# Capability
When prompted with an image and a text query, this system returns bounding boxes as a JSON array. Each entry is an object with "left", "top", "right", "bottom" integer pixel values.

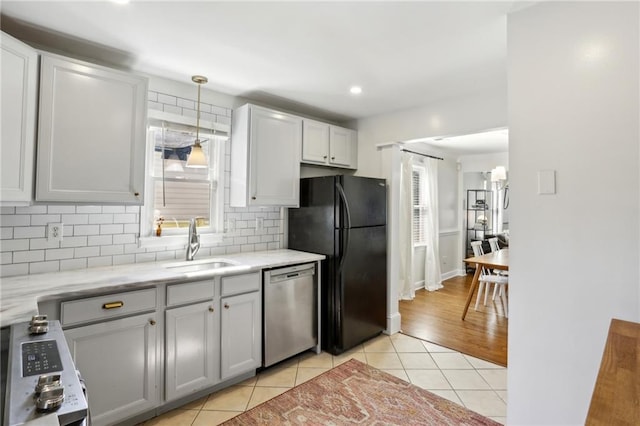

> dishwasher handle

[{"left": 268, "top": 264, "right": 315, "bottom": 284}]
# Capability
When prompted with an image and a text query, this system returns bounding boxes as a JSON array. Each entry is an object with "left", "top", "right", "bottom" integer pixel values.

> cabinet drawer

[
  {"left": 167, "top": 280, "right": 215, "bottom": 307},
  {"left": 61, "top": 288, "right": 157, "bottom": 327},
  {"left": 221, "top": 272, "right": 260, "bottom": 296}
]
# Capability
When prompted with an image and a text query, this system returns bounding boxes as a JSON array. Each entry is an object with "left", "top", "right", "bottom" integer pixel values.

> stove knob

[
  {"left": 29, "top": 315, "right": 49, "bottom": 335},
  {"left": 35, "top": 374, "right": 62, "bottom": 394},
  {"left": 35, "top": 385, "right": 64, "bottom": 411}
]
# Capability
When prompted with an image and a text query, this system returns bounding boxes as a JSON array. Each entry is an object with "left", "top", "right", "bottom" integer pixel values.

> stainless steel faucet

[{"left": 186, "top": 218, "right": 200, "bottom": 261}]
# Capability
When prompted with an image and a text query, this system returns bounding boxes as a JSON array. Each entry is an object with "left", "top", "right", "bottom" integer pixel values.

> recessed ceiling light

[
  {"left": 349, "top": 86, "right": 362, "bottom": 95},
  {"left": 111, "top": 0, "right": 130, "bottom": 4}
]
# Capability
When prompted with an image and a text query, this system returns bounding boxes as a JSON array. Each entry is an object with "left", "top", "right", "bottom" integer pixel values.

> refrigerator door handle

[
  {"left": 335, "top": 182, "right": 352, "bottom": 229},
  {"left": 337, "top": 228, "right": 350, "bottom": 275}
]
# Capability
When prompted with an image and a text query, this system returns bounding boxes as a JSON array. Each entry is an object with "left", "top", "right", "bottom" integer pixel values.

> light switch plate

[{"left": 538, "top": 170, "right": 556, "bottom": 195}]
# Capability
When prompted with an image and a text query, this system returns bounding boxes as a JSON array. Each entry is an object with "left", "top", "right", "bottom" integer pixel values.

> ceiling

[{"left": 1, "top": 1, "right": 520, "bottom": 153}]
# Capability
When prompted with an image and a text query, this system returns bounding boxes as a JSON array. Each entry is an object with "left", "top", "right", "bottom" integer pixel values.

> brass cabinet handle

[
  {"left": 331, "top": 157, "right": 335, "bottom": 160},
  {"left": 323, "top": 155, "right": 327, "bottom": 159},
  {"left": 224, "top": 303, "right": 230, "bottom": 309},
  {"left": 102, "top": 301, "right": 124, "bottom": 310},
  {"left": 209, "top": 306, "right": 214, "bottom": 312},
  {"left": 251, "top": 196, "right": 256, "bottom": 200},
  {"left": 149, "top": 319, "right": 156, "bottom": 326},
  {"left": 134, "top": 192, "right": 140, "bottom": 197}
]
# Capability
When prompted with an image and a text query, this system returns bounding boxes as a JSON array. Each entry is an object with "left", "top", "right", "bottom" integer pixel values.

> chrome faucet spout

[{"left": 186, "top": 218, "right": 200, "bottom": 261}]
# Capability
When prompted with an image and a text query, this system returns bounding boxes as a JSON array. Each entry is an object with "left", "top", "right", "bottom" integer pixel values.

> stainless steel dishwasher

[{"left": 263, "top": 263, "right": 317, "bottom": 367}]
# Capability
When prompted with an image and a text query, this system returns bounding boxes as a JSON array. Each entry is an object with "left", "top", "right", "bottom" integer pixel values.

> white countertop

[{"left": 0, "top": 249, "right": 324, "bottom": 328}]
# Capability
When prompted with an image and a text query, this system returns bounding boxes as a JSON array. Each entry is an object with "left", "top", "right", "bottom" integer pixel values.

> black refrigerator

[{"left": 288, "top": 175, "right": 387, "bottom": 355}]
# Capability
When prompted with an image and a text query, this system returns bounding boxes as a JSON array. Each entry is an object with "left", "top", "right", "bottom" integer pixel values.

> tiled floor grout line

[{"left": 145, "top": 334, "right": 507, "bottom": 425}]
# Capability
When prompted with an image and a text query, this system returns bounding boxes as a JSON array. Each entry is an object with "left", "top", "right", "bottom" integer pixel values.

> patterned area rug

[{"left": 222, "top": 359, "right": 500, "bottom": 425}]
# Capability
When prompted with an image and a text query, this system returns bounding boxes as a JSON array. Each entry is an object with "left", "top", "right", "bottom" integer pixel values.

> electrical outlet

[
  {"left": 47, "top": 223, "right": 63, "bottom": 243},
  {"left": 255, "top": 217, "right": 264, "bottom": 231}
]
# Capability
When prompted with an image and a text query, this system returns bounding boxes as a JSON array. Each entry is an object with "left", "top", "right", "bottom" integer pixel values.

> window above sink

[{"left": 140, "top": 110, "right": 230, "bottom": 248}]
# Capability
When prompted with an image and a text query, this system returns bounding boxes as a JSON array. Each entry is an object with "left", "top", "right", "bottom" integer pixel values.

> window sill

[{"left": 139, "top": 233, "right": 224, "bottom": 249}]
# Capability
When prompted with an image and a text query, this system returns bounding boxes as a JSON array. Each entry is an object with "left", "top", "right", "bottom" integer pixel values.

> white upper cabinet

[
  {"left": 36, "top": 53, "right": 148, "bottom": 204},
  {"left": 1, "top": 32, "right": 38, "bottom": 205},
  {"left": 301, "top": 119, "right": 357, "bottom": 169},
  {"left": 230, "top": 104, "right": 301, "bottom": 207}
]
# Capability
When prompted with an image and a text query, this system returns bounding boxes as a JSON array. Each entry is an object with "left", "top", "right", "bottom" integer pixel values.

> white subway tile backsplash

[
  {"left": 16, "top": 205, "right": 47, "bottom": 214},
  {"left": 124, "top": 243, "right": 144, "bottom": 254},
  {"left": 1, "top": 239, "right": 29, "bottom": 252},
  {"left": 148, "top": 101, "right": 163, "bottom": 111},
  {"left": 157, "top": 93, "right": 177, "bottom": 105},
  {"left": 254, "top": 243, "right": 267, "bottom": 251},
  {"left": 74, "top": 246, "right": 100, "bottom": 258},
  {"left": 100, "top": 224, "right": 124, "bottom": 235},
  {"left": 30, "top": 238, "right": 61, "bottom": 250},
  {"left": 135, "top": 253, "right": 156, "bottom": 263},
  {"left": 212, "top": 106, "right": 230, "bottom": 117},
  {"left": 102, "top": 206, "right": 126, "bottom": 213},
  {"left": 0, "top": 215, "right": 30, "bottom": 226},
  {"left": 0, "top": 228, "right": 13, "bottom": 239},
  {"left": 113, "top": 234, "right": 136, "bottom": 245},
  {"left": 216, "top": 116, "right": 231, "bottom": 126},
  {"left": 241, "top": 245, "right": 255, "bottom": 252},
  {"left": 88, "top": 214, "right": 114, "bottom": 224},
  {"left": 46, "top": 248, "right": 74, "bottom": 261},
  {"left": 88, "top": 256, "right": 112, "bottom": 268},
  {"left": 48, "top": 206, "right": 76, "bottom": 214},
  {"left": 13, "top": 250, "right": 45, "bottom": 263},
  {"left": 148, "top": 91, "right": 158, "bottom": 102},
  {"left": 177, "top": 98, "right": 195, "bottom": 109},
  {"left": 30, "top": 214, "right": 62, "bottom": 226},
  {"left": 60, "top": 258, "right": 87, "bottom": 271},
  {"left": 14, "top": 227, "right": 46, "bottom": 239},
  {"left": 76, "top": 206, "right": 102, "bottom": 214},
  {"left": 164, "top": 105, "right": 181, "bottom": 115},
  {"left": 126, "top": 206, "right": 140, "bottom": 214},
  {"left": 101, "top": 245, "right": 124, "bottom": 256},
  {"left": 74, "top": 225, "right": 100, "bottom": 236},
  {"left": 60, "top": 236, "right": 88, "bottom": 248},
  {"left": 88, "top": 235, "right": 112, "bottom": 246},
  {"left": 2, "top": 263, "right": 28, "bottom": 276},
  {"left": 61, "top": 214, "right": 89, "bottom": 225},
  {"left": 30, "top": 261, "right": 60, "bottom": 274},
  {"left": 1, "top": 252, "right": 12, "bottom": 264},
  {"left": 0, "top": 207, "right": 16, "bottom": 214},
  {"left": 113, "top": 254, "right": 136, "bottom": 265},
  {"left": 124, "top": 224, "right": 140, "bottom": 234},
  {"left": 113, "top": 214, "right": 137, "bottom": 224}
]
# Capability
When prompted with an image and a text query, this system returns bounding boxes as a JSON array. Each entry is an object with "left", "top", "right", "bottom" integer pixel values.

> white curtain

[
  {"left": 423, "top": 157, "right": 443, "bottom": 291},
  {"left": 399, "top": 153, "right": 415, "bottom": 300}
]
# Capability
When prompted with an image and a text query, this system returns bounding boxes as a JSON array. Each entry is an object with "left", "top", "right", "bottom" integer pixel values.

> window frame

[
  {"left": 139, "top": 110, "right": 228, "bottom": 248},
  {"left": 412, "top": 164, "right": 428, "bottom": 247}
]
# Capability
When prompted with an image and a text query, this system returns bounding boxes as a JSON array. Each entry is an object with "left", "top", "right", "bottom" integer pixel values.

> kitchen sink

[{"left": 163, "top": 258, "right": 240, "bottom": 274}]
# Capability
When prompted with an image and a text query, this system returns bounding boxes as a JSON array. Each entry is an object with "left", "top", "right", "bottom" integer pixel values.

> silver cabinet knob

[
  {"left": 224, "top": 303, "right": 230, "bottom": 309},
  {"left": 209, "top": 306, "right": 214, "bottom": 312},
  {"left": 149, "top": 319, "right": 156, "bottom": 326}
]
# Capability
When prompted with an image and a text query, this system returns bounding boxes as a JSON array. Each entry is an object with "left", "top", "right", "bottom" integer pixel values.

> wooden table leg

[{"left": 462, "top": 265, "right": 481, "bottom": 320}]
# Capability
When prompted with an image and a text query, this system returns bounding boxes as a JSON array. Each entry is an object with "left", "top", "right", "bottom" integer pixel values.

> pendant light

[{"left": 186, "top": 75, "right": 208, "bottom": 168}]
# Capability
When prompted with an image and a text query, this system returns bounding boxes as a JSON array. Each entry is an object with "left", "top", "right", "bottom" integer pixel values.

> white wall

[
  {"left": 508, "top": 2, "right": 639, "bottom": 424},
  {"left": 355, "top": 89, "right": 507, "bottom": 178}
]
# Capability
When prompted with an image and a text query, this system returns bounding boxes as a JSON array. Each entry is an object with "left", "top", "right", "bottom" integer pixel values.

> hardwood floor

[{"left": 399, "top": 274, "right": 508, "bottom": 367}]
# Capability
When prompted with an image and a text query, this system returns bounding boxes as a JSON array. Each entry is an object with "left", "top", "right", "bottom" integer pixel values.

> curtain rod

[{"left": 401, "top": 148, "right": 444, "bottom": 161}]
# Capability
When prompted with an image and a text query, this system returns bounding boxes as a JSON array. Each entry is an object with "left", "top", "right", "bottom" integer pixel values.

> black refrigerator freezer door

[
  {"left": 288, "top": 176, "right": 335, "bottom": 255},
  {"left": 337, "top": 175, "right": 387, "bottom": 228},
  {"left": 333, "top": 225, "right": 387, "bottom": 353}
]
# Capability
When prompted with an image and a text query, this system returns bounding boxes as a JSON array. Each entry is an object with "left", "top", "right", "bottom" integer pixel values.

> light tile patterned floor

[{"left": 142, "top": 334, "right": 507, "bottom": 425}]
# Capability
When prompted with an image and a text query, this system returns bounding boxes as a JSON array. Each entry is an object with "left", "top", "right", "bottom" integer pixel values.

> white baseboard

[
  {"left": 442, "top": 269, "right": 466, "bottom": 280},
  {"left": 385, "top": 312, "right": 401, "bottom": 335}
]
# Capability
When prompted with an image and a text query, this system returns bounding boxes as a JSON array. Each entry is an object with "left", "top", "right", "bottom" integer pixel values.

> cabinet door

[
  {"left": 36, "top": 54, "right": 147, "bottom": 204},
  {"left": 220, "top": 291, "right": 261, "bottom": 380},
  {"left": 329, "top": 126, "right": 357, "bottom": 169},
  {"left": 165, "top": 301, "right": 218, "bottom": 401},
  {"left": 64, "top": 314, "right": 157, "bottom": 426},
  {"left": 301, "top": 119, "right": 329, "bottom": 165},
  {"left": 1, "top": 32, "right": 37, "bottom": 204},
  {"left": 248, "top": 105, "right": 301, "bottom": 206}
]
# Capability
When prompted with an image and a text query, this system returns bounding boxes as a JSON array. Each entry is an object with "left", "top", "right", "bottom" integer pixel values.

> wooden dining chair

[{"left": 470, "top": 240, "right": 509, "bottom": 317}]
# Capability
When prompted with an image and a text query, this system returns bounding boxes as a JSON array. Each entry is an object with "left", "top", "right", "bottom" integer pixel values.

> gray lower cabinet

[
  {"left": 165, "top": 301, "right": 219, "bottom": 401},
  {"left": 220, "top": 291, "right": 261, "bottom": 380},
  {"left": 64, "top": 313, "right": 158, "bottom": 426}
]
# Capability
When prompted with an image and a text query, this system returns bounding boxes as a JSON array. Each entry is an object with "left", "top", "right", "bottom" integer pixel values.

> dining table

[{"left": 462, "top": 248, "right": 509, "bottom": 320}]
